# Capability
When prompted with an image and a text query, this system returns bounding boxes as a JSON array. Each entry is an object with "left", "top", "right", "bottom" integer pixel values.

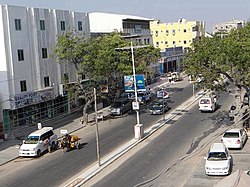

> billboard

[{"left": 124, "top": 74, "right": 146, "bottom": 92}]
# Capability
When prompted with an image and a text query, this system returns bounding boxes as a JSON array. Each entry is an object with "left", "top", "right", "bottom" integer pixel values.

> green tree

[
  {"left": 183, "top": 23, "right": 250, "bottom": 93},
  {"left": 53, "top": 32, "right": 160, "bottom": 123}
]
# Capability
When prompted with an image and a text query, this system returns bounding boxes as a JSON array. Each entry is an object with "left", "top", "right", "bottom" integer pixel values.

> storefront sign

[{"left": 10, "top": 87, "right": 54, "bottom": 109}]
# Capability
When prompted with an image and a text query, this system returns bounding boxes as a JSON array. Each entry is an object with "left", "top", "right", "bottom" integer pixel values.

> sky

[{"left": 0, "top": 0, "right": 250, "bottom": 32}]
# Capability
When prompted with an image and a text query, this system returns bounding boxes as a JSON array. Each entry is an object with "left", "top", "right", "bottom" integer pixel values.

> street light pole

[
  {"left": 94, "top": 88, "right": 101, "bottom": 166},
  {"left": 193, "top": 82, "right": 195, "bottom": 98},
  {"left": 131, "top": 41, "right": 140, "bottom": 125}
]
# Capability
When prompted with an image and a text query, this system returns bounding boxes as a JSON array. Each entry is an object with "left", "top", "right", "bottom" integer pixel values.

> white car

[
  {"left": 221, "top": 128, "right": 248, "bottom": 149},
  {"left": 19, "top": 127, "right": 57, "bottom": 157},
  {"left": 204, "top": 143, "right": 232, "bottom": 176}
]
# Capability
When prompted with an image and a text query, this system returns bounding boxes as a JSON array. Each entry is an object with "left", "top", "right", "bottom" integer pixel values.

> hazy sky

[{"left": 0, "top": 0, "right": 249, "bottom": 32}]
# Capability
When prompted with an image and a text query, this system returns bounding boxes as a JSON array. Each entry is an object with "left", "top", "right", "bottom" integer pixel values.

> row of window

[
  {"left": 154, "top": 26, "right": 198, "bottom": 36},
  {"left": 20, "top": 77, "right": 50, "bottom": 92},
  {"left": 155, "top": 40, "right": 191, "bottom": 46},
  {"left": 17, "top": 48, "right": 47, "bottom": 61},
  {"left": 154, "top": 28, "right": 187, "bottom": 36},
  {"left": 15, "top": 19, "right": 84, "bottom": 31},
  {"left": 134, "top": 38, "right": 150, "bottom": 44}
]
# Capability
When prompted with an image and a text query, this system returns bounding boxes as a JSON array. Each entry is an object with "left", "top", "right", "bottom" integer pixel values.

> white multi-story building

[
  {"left": 89, "top": 12, "right": 153, "bottom": 45},
  {"left": 0, "top": 5, "right": 90, "bottom": 139},
  {"left": 212, "top": 18, "right": 245, "bottom": 36}
]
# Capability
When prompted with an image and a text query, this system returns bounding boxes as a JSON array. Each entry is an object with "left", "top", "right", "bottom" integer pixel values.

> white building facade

[
  {"left": 212, "top": 18, "right": 245, "bottom": 36},
  {"left": 89, "top": 12, "right": 153, "bottom": 45},
  {"left": 0, "top": 5, "right": 90, "bottom": 139}
]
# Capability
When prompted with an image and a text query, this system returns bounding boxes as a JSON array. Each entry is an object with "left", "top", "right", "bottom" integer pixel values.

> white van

[
  {"left": 199, "top": 95, "right": 217, "bottom": 112},
  {"left": 19, "top": 127, "right": 57, "bottom": 157}
]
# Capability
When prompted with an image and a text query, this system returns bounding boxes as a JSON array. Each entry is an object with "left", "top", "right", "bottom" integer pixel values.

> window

[
  {"left": 135, "top": 25, "right": 142, "bottom": 33},
  {"left": 40, "top": 20, "right": 45, "bottom": 30},
  {"left": 78, "top": 21, "right": 82, "bottom": 31},
  {"left": 172, "top": 30, "right": 175, "bottom": 35},
  {"left": 184, "top": 29, "right": 187, "bottom": 33},
  {"left": 20, "top": 80, "right": 27, "bottom": 92},
  {"left": 165, "top": 41, "right": 168, "bottom": 45},
  {"left": 166, "top": 30, "right": 169, "bottom": 35},
  {"left": 44, "top": 76, "right": 50, "bottom": 87},
  {"left": 156, "top": 42, "right": 159, "bottom": 47},
  {"left": 60, "top": 21, "right": 65, "bottom": 30},
  {"left": 15, "top": 19, "right": 21, "bottom": 30},
  {"left": 156, "top": 31, "right": 158, "bottom": 36},
  {"left": 173, "top": 41, "right": 176, "bottom": 45},
  {"left": 17, "top": 49, "right": 24, "bottom": 61},
  {"left": 192, "top": 26, "right": 198, "bottom": 32},
  {"left": 184, "top": 40, "right": 187, "bottom": 44},
  {"left": 42, "top": 48, "right": 48, "bottom": 59}
]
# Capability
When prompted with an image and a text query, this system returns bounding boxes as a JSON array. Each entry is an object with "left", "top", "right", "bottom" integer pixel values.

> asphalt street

[
  {"left": 0, "top": 79, "right": 193, "bottom": 187},
  {"left": 84, "top": 91, "right": 236, "bottom": 187}
]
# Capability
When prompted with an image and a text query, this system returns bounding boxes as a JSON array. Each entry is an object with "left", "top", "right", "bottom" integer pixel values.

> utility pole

[
  {"left": 131, "top": 41, "right": 140, "bottom": 125},
  {"left": 94, "top": 88, "right": 101, "bottom": 166}
]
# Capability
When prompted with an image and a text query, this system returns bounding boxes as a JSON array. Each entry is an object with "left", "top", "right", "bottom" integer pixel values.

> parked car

[
  {"left": 171, "top": 72, "right": 183, "bottom": 81},
  {"left": 109, "top": 98, "right": 132, "bottom": 116},
  {"left": 148, "top": 99, "right": 170, "bottom": 115},
  {"left": 121, "top": 92, "right": 135, "bottom": 100},
  {"left": 204, "top": 143, "right": 232, "bottom": 176},
  {"left": 221, "top": 128, "right": 247, "bottom": 149},
  {"left": 19, "top": 127, "right": 57, "bottom": 157},
  {"left": 137, "top": 91, "right": 151, "bottom": 104}
]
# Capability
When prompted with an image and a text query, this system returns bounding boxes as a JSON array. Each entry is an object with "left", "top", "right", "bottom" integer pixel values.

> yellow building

[{"left": 150, "top": 18, "right": 205, "bottom": 51}]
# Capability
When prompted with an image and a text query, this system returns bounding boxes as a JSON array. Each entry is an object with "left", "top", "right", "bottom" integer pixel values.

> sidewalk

[{"left": 0, "top": 106, "right": 111, "bottom": 166}]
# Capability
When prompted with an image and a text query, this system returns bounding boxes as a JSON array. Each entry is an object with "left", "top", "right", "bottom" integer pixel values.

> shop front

[{"left": 2, "top": 87, "right": 68, "bottom": 139}]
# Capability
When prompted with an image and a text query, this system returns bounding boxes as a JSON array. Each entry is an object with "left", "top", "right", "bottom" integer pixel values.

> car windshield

[
  {"left": 150, "top": 102, "right": 163, "bottom": 108},
  {"left": 111, "top": 102, "right": 122, "bottom": 108},
  {"left": 223, "top": 132, "right": 239, "bottom": 138},
  {"left": 208, "top": 152, "right": 227, "bottom": 160},
  {"left": 25, "top": 136, "right": 39, "bottom": 144}
]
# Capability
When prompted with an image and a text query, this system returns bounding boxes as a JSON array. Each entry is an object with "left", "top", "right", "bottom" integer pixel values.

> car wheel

[{"left": 36, "top": 150, "right": 41, "bottom": 157}]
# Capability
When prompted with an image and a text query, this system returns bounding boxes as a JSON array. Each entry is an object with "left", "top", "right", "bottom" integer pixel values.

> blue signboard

[{"left": 124, "top": 75, "right": 146, "bottom": 92}]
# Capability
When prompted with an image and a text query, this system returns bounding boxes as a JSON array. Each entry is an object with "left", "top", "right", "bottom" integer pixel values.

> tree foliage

[
  {"left": 183, "top": 23, "right": 250, "bottom": 92},
  {"left": 53, "top": 32, "right": 160, "bottom": 120}
]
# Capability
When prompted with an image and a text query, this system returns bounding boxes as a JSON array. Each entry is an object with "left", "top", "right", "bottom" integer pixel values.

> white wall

[{"left": 0, "top": 5, "right": 90, "bottom": 114}]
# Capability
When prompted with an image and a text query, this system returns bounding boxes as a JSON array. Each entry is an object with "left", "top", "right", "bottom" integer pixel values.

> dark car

[
  {"left": 148, "top": 99, "right": 170, "bottom": 115},
  {"left": 109, "top": 99, "right": 132, "bottom": 116}
]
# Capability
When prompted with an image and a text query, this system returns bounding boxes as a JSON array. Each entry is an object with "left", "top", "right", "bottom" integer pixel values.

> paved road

[
  {"left": 84, "top": 91, "right": 236, "bottom": 187},
  {"left": 0, "top": 79, "right": 193, "bottom": 187}
]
